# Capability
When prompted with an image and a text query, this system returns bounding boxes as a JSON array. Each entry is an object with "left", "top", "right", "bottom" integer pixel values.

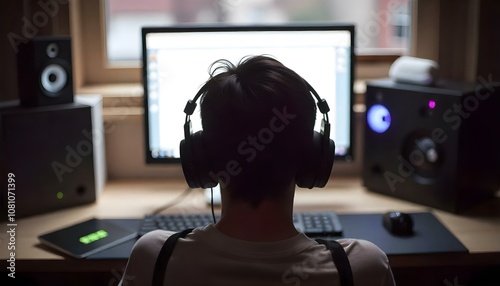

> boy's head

[{"left": 185, "top": 55, "right": 329, "bottom": 206}]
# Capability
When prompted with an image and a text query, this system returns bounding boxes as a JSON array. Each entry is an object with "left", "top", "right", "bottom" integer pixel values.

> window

[
  {"left": 72, "top": 0, "right": 424, "bottom": 94},
  {"left": 105, "top": 0, "right": 412, "bottom": 64}
]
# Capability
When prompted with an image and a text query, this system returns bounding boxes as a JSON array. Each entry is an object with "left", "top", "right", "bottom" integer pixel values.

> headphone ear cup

[
  {"left": 296, "top": 131, "right": 335, "bottom": 188},
  {"left": 180, "top": 131, "right": 217, "bottom": 188},
  {"left": 180, "top": 136, "right": 198, "bottom": 188},
  {"left": 317, "top": 136, "right": 335, "bottom": 187}
]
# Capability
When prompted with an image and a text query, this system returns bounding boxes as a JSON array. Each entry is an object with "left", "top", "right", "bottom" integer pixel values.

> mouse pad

[
  {"left": 38, "top": 218, "right": 137, "bottom": 258},
  {"left": 336, "top": 212, "right": 468, "bottom": 255}
]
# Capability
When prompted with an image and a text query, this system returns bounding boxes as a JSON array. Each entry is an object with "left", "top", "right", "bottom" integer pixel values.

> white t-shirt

[{"left": 120, "top": 225, "right": 396, "bottom": 286}]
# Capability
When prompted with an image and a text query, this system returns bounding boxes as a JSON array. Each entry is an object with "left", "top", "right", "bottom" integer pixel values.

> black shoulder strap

[
  {"left": 152, "top": 228, "right": 193, "bottom": 286},
  {"left": 151, "top": 231, "right": 352, "bottom": 286},
  {"left": 315, "top": 238, "right": 354, "bottom": 286}
]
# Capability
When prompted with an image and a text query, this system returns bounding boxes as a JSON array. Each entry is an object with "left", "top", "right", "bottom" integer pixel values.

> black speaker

[
  {"left": 362, "top": 78, "right": 500, "bottom": 213},
  {"left": 17, "top": 36, "right": 74, "bottom": 107},
  {"left": 0, "top": 101, "right": 96, "bottom": 218}
]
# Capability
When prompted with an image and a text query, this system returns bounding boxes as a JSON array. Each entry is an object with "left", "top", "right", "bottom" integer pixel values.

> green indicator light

[
  {"left": 56, "top": 192, "right": 64, "bottom": 199},
  {"left": 79, "top": 230, "right": 108, "bottom": 245}
]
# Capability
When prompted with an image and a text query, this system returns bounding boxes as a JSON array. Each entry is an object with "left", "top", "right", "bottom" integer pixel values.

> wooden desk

[{"left": 1, "top": 177, "right": 499, "bottom": 285}]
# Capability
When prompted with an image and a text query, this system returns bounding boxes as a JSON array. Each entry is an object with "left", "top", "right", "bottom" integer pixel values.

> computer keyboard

[{"left": 138, "top": 211, "right": 343, "bottom": 237}]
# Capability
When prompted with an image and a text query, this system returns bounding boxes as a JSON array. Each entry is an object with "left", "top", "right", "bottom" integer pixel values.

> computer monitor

[{"left": 142, "top": 23, "right": 355, "bottom": 166}]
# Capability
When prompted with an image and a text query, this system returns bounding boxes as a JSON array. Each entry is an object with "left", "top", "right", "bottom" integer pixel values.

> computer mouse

[{"left": 382, "top": 211, "right": 414, "bottom": 236}]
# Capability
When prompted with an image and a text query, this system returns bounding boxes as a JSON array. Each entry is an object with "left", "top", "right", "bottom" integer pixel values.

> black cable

[
  {"left": 150, "top": 187, "right": 193, "bottom": 215},
  {"left": 210, "top": 187, "right": 217, "bottom": 224}
]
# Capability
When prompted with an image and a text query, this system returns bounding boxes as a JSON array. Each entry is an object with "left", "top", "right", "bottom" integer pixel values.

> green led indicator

[
  {"left": 56, "top": 192, "right": 64, "bottom": 199},
  {"left": 79, "top": 230, "right": 108, "bottom": 245}
]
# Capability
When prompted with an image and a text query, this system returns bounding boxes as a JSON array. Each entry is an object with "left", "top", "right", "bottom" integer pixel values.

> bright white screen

[{"left": 144, "top": 27, "right": 353, "bottom": 161}]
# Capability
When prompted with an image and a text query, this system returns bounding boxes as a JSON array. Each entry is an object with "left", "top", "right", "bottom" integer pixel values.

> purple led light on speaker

[
  {"left": 428, "top": 100, "right": 436, "bottom": 109},
  {"left": 367, "top": 104, "right": 391, "bottom": 133}
]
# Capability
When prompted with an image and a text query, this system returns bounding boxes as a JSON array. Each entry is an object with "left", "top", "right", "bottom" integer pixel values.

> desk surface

[
  {"left": 1, "top": 177, "right": 499, "bottom": 262},
  {"left": 1, "top": 177, "right": 499, "bottom": 285}
]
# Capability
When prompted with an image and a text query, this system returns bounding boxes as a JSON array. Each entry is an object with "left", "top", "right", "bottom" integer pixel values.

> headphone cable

[{"left": 210, "top": 187, "right": 217, "bottom": 224}]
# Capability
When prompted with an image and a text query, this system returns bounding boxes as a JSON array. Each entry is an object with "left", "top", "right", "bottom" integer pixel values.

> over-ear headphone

[{"left": 180, "top": 79, "right": 335, "bottom": 189}]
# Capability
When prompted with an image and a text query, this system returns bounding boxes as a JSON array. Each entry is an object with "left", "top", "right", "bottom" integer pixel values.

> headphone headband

[{"left": 184, "top": 78, "right": 331, "bottom": 122}]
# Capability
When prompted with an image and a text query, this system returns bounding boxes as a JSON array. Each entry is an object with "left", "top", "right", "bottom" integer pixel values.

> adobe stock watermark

[
  {"left": 163, "top": 187, "right": 210, "bottom": 215},
  {"left": 51, "top": 121, "right": 115, "bottom": 183},
  {"left": 208, "top": 105, "right": 297, "bottom": 187},
  {"left": 51, "top": 90, "right": 142, "bottom": 183},
  {"left": 281, "top": 249, "right": 329, "bottom": 285},
  {"left": 384, "top": 74, "right": 497, "bottom": 192},
  {"left": 107, "top": 89, "right": 144, "bottom": 121},
  {"left": 357, "top": 0, "right": 407, "bottom": 48},
  {"left": 212, "top": 0, "right": 243, "bottom": 18},
  {"left": 7, "top": 0, "right": 69, "bottom": 53},
  {"left": 6, "top": 173, "right": 17, "bottom": 279}
]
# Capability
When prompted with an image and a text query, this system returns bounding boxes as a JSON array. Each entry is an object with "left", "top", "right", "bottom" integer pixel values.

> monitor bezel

[{"left": 142, "top": 23, "right": 356, "bottom": 164}]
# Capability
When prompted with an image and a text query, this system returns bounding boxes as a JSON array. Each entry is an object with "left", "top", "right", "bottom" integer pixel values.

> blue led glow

[{"left": 367, "top": 104, "right": 391, "bottom": 133}]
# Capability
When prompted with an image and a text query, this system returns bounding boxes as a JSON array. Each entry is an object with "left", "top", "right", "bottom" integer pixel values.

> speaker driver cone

[
  {"left": 402, "top": 132, "right": 444, "bottom": 181},
  {"left": 46, "top": 43, "right": 59, "bottom": 58},
  {"left": 41, "top": 64, "right": 67, "bottom": 95}
]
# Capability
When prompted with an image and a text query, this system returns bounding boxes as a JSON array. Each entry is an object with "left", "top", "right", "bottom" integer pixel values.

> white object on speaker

[
  {"left": 389, "top": 56, "right": 439, "bottom": 86},
  {"left": 75, "top": 95, "right": 107, "bottom": 197}
]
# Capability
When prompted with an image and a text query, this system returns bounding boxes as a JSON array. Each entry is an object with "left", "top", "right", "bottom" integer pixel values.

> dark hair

[{"left": 200, "top": 55, "right": 316, "bottom": 207}]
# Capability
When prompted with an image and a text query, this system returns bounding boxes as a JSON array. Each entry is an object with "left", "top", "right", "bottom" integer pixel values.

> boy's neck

[{"left": 215, "top": 190, "right": 298, "bottom": 242}]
